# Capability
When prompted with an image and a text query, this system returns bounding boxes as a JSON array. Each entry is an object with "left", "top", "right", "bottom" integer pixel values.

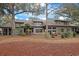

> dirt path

[
  {"left": 0, "top": 35, "right": 79, "bottom": 56},
  {"left": 0, "top": 41, "right": 79, "bottom": 56}
]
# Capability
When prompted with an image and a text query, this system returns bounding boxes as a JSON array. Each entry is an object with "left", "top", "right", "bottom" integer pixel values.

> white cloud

[
  {"left": 15, "top": 16, "right": 18, "bottom": 19},
  {"left": 25, "top": 18, "right": 29, "bottom": 20},
  {"left": 59, "top": 16, "right": 64, "bottom": 20},
  {"left": 42, "top": 18, "right": 46, "bottom": 20}
]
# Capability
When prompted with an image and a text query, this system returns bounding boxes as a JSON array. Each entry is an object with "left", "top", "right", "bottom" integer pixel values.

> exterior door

[
  {"left": 3, "top": 28, "right": 7, "bottom": 35},
  {"left": 3, "top": 28, "right": 12, "bottom": 35}
]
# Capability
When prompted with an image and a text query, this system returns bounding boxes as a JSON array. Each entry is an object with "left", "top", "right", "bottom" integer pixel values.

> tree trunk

[
  {"left": 45, "top": 3, "right": 48, "bottom": 37},
  {"left": 11, "top": 14, "right": 15, "bottom": 35},
  {"left": 11, "top": 4, "right": 16, "bottom": 35}
]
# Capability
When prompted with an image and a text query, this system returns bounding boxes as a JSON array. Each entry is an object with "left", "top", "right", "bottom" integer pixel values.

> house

[
  {"left": 0, "top": 22, "right": 12, "bottom": 35},
  {"left": 15, "top": 20, "right": 25, "bottom": 35},
  {"left": 26, "top": 19, "right": 79, "bottom": 35},
  {"left": 0, "top": 19, "right": 25, "bottom": 35},
  {"left": 0, "top": 18, "right": 79, "bottom": 35},
  {"left": 31, "top": 20, "right": 45, "bottom": 34},
  {"left": 47, "top": 20, "right": 77, "bottom": 35}
]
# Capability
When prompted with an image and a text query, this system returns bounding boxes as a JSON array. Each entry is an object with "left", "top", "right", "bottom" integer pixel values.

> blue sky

[
  {"left": 15, "top": 13, "right": 46, "bottom": 20},
  {"left": 15, "top": 3, "right": 61, "bottom": 20},
  {"left": 15, "top": 13, "right": 31, "bottom": 20}
]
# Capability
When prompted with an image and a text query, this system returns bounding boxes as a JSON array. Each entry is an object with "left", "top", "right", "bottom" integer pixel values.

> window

[
  {"left": 0, "top": 31, "right": 2, "bottom": 35},
  {"left": 53, "top": 30, "right": 56, "bottom": 32},
  {"left": 64, "top": 22, "right": 68, "bottom": 25},
  {"left": 36, "top": 29, "right": 42, "bottom": 33},
  {"left": 61, "top": 28, "right": 64, "bottom": 32},
  {"left": 53, "top": 27, "right": 56, "bottom": 29},
  {"left": 67, "top": 28, "right": 70, "bottom": 32},
  {"left": 51, "top": 27, "right": 56, "bottom": 29},
  {"left": 48, "top": 27, "right": 51, "bottom": 29}
]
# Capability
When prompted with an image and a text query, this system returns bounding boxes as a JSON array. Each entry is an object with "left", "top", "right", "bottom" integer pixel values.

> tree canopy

[
  {"left": 0, "top": 3, "right": 45, "bottom": 16},
  {"left": 54, "top": 3, "right": 79, "bottom": 21}
]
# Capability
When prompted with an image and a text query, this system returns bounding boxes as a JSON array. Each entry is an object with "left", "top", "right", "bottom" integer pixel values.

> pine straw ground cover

[{"left": 0, "top": 35, "right": 79, "bottom": 56}]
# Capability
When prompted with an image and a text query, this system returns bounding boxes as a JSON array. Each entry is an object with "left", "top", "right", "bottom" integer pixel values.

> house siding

[{"left": 0, "top": 19, "right": 79, "bottom": 35}]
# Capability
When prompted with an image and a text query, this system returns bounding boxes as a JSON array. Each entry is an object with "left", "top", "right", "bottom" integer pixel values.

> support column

[
  {"left": 2, "top": 28, "right": 3, "bottom": 35},
  {"left": 7, "top": 28, "right": 9, "bottom": 35},
  {"left": 33, "top": 28, "right": 36, "bottom": 34},
  {"left": 74, "top": 28, "right": 75, "bottom": 32}
]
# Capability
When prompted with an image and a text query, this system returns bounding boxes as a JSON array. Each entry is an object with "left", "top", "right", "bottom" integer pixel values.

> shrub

[
  {"left": 73, "top": 32, "right": 76, "bottom": 37},
  {"left": 61, "top": 32, "right": 70, "bottom": 38},
  {"left": 61, "top": 33, "right": 65, "bottom": 38},
  {"left": 51, "top": 34, "right": 55, "bottom": 38},
  {"left": 19, "top": 32, "right": 26, "bottom": 36},
  {"left": 61, "top": 31, "right": 77, "bottom": 38},
  {"left": 64, "top": 32, "right": 68, "bottom": 38}
]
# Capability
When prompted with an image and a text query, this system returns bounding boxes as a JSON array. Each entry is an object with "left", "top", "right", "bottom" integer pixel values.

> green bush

[
  {"left": 64, "top": 32, "right": 68, "bottom": 38},
  {"left": 61, "top": 32, "right": 70, "bottom": 38},
  {"left": 61, "top": 33, "right": 65, "bottom": 38},
  {"left": 61, "top": 31, "right": 77, "bottom": 38},
  {"left": 73, "top": 32, "right": 76, "bottom": 37},
  {"left": 19, "top": 32, "right": 26, "bottom": 36}
]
